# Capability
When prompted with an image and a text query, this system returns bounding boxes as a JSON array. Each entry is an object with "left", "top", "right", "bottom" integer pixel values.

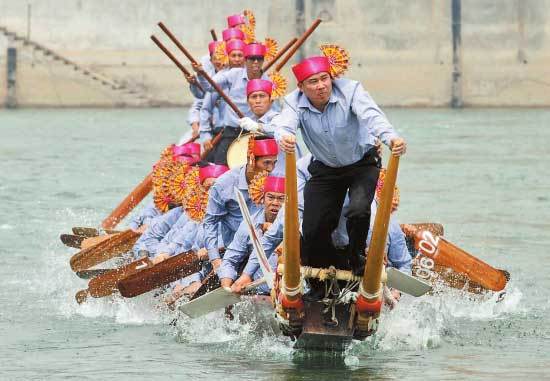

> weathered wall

[{"left": 1, "top": 0, "right": 550, "bottom": 107}]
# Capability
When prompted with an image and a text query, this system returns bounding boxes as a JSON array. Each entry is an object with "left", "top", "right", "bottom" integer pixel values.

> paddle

[
  {"left": 70, "top": 229, "right": 140, "bottom": 272},
  {"left": 189, "top": 270, "right": 220, "bottom": 301},
  {"left": 80, "top": 234, "right": 114, "bottom": 250},
  {"left": 413, "top": 229, "right": 509, "bottom": 292},
  {"left": 117, "top": 251, "right": 201, "bottom": 298},
  {"left": 179, "top": 278, "right": 266, "bottom": 318},
  {"left": 75, "top": 269, "right": 114, "bottom": 279},
  {"left": 261, "top": 37, "right": 298, "bottom": 73},
  {"left": 72, "top": 227, "right": 99, "bottom": 237},
  {"left": 60, "top": 234, "right": 85, "bottom": 249},
  {"left": 101, "top": 172, "right": 154, "bottom": 230},
  {"left": 75, "top": 257, "right": 153, "bottom": 304},
  {"left": 234, "top": 187, "right": 274, "bottom": 288}
]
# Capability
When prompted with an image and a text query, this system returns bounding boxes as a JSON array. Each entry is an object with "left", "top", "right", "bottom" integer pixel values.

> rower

[
  {"left": 191, "top": 42, "right": 271, "bottom": 165},
  {"left": 202, "top": 138, "right": 278, "bottom": 272},
  {"left": 152, "top": 164, "right": 229, "bottom": 264},
  {"left": 221, "top": 27, "right": 245, "bottom": 43},
  {"left": 131, "top": 143, "right": 201, "bottom": 258},
  {"left": 273, "top": 55, "right": 407, "bottom": 286},
  {"left": 218, "top": 175, "right": 285, "bottom": 291},
  {"left": 128, "top": 200, "right": 162, "bottom": 234},
  {"left": 188, "top": 41, "right": 227, "bottom": 141}
]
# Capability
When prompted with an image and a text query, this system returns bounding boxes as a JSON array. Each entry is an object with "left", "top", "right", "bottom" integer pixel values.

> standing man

[{"left": 273, "top": 56, "right": 407, "bottom": 279}]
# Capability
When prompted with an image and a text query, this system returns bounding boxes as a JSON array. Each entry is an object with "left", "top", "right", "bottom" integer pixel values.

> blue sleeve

[
  {"left": 243, "top": 218, "right": 284, "bottom": 277},
  {"left": 203, "top": 185, "right": 226, "bottom": 261},
  {"left": 187, "top": 98, "right": 203, "bottom": 125},
  {"left": 217, "top": 222, "right": 250, "bottom": 280},
  {"left": 199, "top": 93, "right": 214, "bottom": 141},
  {"left": 387, "top": 218, "right": 412, "bottom": 274}
]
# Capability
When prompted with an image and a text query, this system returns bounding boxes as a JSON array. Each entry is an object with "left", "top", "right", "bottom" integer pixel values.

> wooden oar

[
  {"left": 189, "top": 271, "right": 220, "bottom": 301},
  {"left": 101, "top": 172, "right": 154, "bottom": 230},
  {"left": 75, "top": 268, "right": 114, "bottom": 280},
  {"left": 413, "top": 229, "right": 509, "bottom": 292},
  {"left": 72, "top": 227, "right": 99, "bottom": 237},
  {"left": 273, "top": 19, "right": 322, "bottom": 73},
  {"left": 80, "top": 234, "right": 114, "bottom": 250},
  {"left": 60, "top": 234, "right": 85, "bottom": 249},
  {"left": 261, "top": 37, "right": 298, "bottom": 73},
  {"left": 70, "top": 229, "right": 140, "bottom": 272},
  {"left": 210, "top": 29, "right": 217, "bottom": 41},
  {"left": 117, "top": 251, "right": 201, "bottom": 298},
  {"left": 75, "top": 257, "right": 153, "bottom": 304}
]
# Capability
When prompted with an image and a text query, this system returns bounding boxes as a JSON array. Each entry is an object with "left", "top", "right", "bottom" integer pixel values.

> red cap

[
  {"left": 222, "top": 28, "right": 245, "bottom": 42},
  {"left": 253, "top": 138, "right": 278, "bottom": 156},
  {"left": 244, "top": 43, "right": 266, "bottom": 58},
  {"left": 208, "top": 41, "right": 221, "bottom": 55},
  {"left": 172, "top": 142, "right": 201, "bottom": 157},
  {"left": 227, "top": 14, "right": 245, "bottom": 28},
  {"left": 226, "top": 39, "right": 246, "bottom": 54},
  {"left": 292, "top": 56, "right": 331, "bottom": 82},
  {"left": 264, "top": 176, "right": 285, "bottom": 194},
  {"left": 199, "top": 164, "right": 229, "bottom": 183},
  {"left": 246, "top": 79, "right": 273, "bottom": 97}
]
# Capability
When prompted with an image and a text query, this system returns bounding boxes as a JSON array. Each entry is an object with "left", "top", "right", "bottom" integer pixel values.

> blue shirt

[
  {"left": 195, "top": 67, "right": 271, "bottom": 128},
  {"left": 187, "top": 98, "right": 202, "bottom": 125},
  {"left": 273, "top": 78, "right": 400, "bottom": 168},
  {"left": 199, "top": 91, "right": 225, "bottom": 141},
  {"left": 154, "top": 214, "right": 194, "bottom": 257},
  {"left": 218, "top": 209, "right": 266, "bottom": 280},
  {"left": 128, "top": 201, "right": 162, "bottom": 230},
  {"left": 132, "top": 206, "right": 183, "bottom": 257},
  {"left": 203, "top": 166, "right": 260, "bottom": 261}
]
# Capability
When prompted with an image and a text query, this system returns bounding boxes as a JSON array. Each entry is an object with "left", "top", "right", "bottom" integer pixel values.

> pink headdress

[
  {"left": 246, "top": 79, "right": 273, "bottom": 97},
  {"left": 199, "top": 164, "right": 229, "bottom": 183},
  {"left": 291, "top": 56, "right": 331, "bottom": 82}
]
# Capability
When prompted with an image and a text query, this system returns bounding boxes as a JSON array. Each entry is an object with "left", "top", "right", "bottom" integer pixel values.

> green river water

[{"left": 0, "top": 108, "right": 549, "bottom": 380}]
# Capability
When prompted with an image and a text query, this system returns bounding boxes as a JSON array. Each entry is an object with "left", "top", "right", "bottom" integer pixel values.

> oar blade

[
  {"left": 386, "top": 267, "right": 432, "bottom": 297},
  {"left": 60, "top": 234, "right": 85, "bottom": 249},
  {"left": 179, "top": 287, "right": 242, "bottom": 318},
  {"left": 72, "top": 227, "right": 99, "bottom": 237}
]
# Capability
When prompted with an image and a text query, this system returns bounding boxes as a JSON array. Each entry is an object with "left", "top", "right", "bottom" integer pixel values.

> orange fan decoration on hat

[
  {"left": 213, "top": 41, "right": 229, "bottom": 67},
  {"left": 264, "top": 37, "right": 278, "bottom": 62},
  {"left": 320, "top": 44, "right": 350, "bottom": 78},
  {"left": 184, "top": 187, "right": 209, "bottom": 222},
  {"left": 168, "top": 161, "right": 192, "bottom": 204},
  {"left": 268, "top": 71, "right": 287, "bottom": 100},
  {"left": 153, "top": 184, "right": 174, "bottom": 213},
  {"left": 241, "top": 9, "right": 256, "bottom": 44},
  {"left": 375, "top": 169, "right": 400, "bottom": 209},
  {"left": 248, "top": 170, "right": 269, "bottom": 205},
  {"left": 160, "top": 144, "right": 175, "bottom": 161}
]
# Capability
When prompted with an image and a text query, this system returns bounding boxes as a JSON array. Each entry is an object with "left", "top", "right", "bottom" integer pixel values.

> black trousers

[
  {"left": 301, "top": 149, "right": 380, "bottom": 269},
  {"left": 213, "top": 127, "right": 242, "bottom": 165}
]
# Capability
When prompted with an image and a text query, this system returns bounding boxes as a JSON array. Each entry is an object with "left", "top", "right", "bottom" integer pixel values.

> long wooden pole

[
  {"left": 158, "top": 22, "right": 245, "bottom": 119},
  {"left": 361, "top": 154, "right": 400, "bottom": 301},
  {"left": 274, "top": 19, "right": 322, "bottom": 72},
  {"left": 101, "top": 173, "right": 153, "bottom": 229},
  {"left": 150, "top": 35, "right": 204, "bottom": 93},
  {"left": 262, "top": 37, "right": 298, "bottom": 73},
  {"left": 282, "top": 151, "right": 302, "bottom": 302},
  {"left": 210, "top": 29, "right": 217, "bottom": 41}
]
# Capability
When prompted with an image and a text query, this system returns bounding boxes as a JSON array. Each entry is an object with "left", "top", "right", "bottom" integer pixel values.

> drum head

[{"left": 227, "top": 134, "right": 252, "bottom": 169}]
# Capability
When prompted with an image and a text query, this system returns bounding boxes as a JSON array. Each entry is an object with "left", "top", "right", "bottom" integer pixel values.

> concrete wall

[{"left": 1, "top": 0, "right": 550, "bottom": 107}]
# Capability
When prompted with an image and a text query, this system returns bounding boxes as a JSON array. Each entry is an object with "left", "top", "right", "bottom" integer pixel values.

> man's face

[
  {"left": 263, "top": 191, "right": 285, "bottom": 223},
  {"left": 245, "top": 56, "right": 264, "bottom": 79},
  {"left": 229, "top": 50, "right": 244, "bottom": 68},
  {"left": 247, "top": 91, "right": 271, "bottom": 117},
  {"left": 254, "top": 155, "right": 277, "bottom": 174},
  {"left": 210, "top": 54, "right": 225, "bottom": 72},
  {"left": 298, "top": 72, "right": 332, "bottom": 108}
]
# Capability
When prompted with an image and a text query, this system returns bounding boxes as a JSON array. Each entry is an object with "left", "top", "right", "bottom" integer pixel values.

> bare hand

[
  {"left": 390, "top": 288, "right": 401, "bottom": 301},
  {"left": 220, "top": 278, "right": 233, "bottom": 288},
  {"left": 391, "top": 138, "right": 407, "bottom": 156},
  {"left": 196, "top": 248, "right": 208, "bottom": 261},
  {"left": 152, "top": 253, "right": 170, "bottom": 265},
  {"left": 185, "top": 73, "right": 198, "bottom": 85},
  {"left": 203, "top": 139, "right": 213, "bottom": 152},
  {"left": 375, "top": 139, "right": 382, "bottom": 157},
  {"left": 191, "top": 62, "right": 204, "bottom": 73},
  {"left": 280, "top": 135, "right": 296, "bottom": 153},
  {"left": 231, "top": 274, "right": 252, "bottom": 293},
  {"left": 211, "top": 258, "right": 222, "bottom": 271},
  {"left": 191, "top": 122, "right": 200, "bottom": 138}
]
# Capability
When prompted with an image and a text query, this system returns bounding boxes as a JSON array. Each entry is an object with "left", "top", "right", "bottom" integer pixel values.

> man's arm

[
  {"left": 242, "top": 217, "right": 284, "bottom": 277},
  {"left": 387, "top": 218, "right": 412, "bottom": 274},
  {"left": 273, "top": 99, "right": 300, "bottom": 153},
  {"left": 203, "top": 185, "right": 227, "bottom": 262},
  {"left": 217, "top": 222, "right": 250, "bottom": 281},
  {"left": 194, "top": 67, "right": 231, "bottom": 94},
  {"left": 199, "top": 93, "right": 215, "bottom": 142},
  {"left": 351, "top": 83, "right": 400, "bottom": 147}
]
